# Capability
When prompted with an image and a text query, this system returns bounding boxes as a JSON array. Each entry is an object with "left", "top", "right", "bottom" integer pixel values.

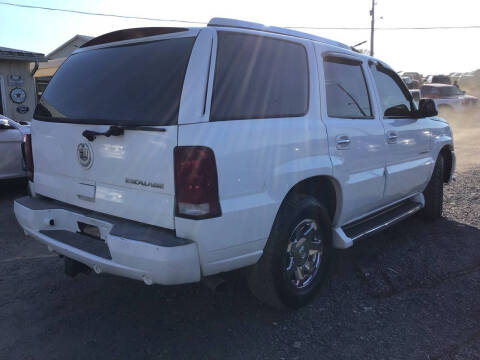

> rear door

[
  {"left": 368, "top": 62, "right": 432, "bottom": 203},
  {"left": 31, "top": 31, "right": 200, "bottom": 229},
  {"left": 316, "top": 50, "right": 387, "bottom": 224}
]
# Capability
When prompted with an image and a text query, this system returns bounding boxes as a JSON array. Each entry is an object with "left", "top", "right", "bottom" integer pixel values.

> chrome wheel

[{"left": 284, "top": 218, "right": 324, "bottom": 289}]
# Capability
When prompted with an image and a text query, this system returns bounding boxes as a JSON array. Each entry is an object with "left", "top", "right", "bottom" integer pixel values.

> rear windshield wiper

[{"left": 82, "top": 125, "right": 166, "bottom": 142}]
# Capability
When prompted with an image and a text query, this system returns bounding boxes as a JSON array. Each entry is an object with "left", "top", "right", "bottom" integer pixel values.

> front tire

[
  {"left": 247, "top": 195, "right": 331, "bottom": 309},
  {"left": 420, "top": 154, "right": 444, "bottom": 221}
]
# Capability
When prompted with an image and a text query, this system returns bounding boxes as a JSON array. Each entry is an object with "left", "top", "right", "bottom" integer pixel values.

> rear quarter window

[{"left": 210, "top": 32, "right": 309, "bottom": 121}]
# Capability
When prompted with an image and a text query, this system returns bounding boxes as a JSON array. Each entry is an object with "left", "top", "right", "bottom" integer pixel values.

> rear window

[
  {"left": 211, "top": 32, "right": 309, "bottom": 121},
  {"left": 34, "top": 37, "right": 195, "bottom": 126}
]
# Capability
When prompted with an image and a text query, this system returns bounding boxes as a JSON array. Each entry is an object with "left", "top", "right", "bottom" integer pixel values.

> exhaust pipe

[
  {"left": 64, "top": 257, "right": 91, "bottom": 277},
  {"left": 202, "top": 275, "right": 227, "bottom": 292}
]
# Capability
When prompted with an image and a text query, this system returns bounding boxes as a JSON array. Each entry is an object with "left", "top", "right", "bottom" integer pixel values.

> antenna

[{"left": 370, "top": 0, "right": 375, "bottom": 56}]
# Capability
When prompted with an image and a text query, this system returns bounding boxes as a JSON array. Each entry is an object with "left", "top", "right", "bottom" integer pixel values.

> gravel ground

[{"left": 1, "top": 111, "right": 479, "bottom": 359}]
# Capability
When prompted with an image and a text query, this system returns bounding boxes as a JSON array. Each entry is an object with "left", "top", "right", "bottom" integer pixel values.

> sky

[{"left": 0, "top": 0, "right": 479, "bottom": 75}]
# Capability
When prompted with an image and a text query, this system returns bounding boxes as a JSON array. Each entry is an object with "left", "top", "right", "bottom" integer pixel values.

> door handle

[
  {"left": 336, "top": 135, "right": 351, "bottom": 149},
  {"left": 387, "top": 132, "right": 398, "bottom": 144}
]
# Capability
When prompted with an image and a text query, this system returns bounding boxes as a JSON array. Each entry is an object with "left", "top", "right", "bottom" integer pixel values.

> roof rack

[{"left": 208, "top": 18, "right": 350, "bottom": 50}]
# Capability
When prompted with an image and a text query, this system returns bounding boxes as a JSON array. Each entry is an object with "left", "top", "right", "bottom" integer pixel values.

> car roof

[
  {"left": 77, "top": 18, "right": 385, "bottom": 67},
  {"left": 80, "top": 18, "right": 353, "bottom": 50},
  {"left": 207, "top": 18, "right": 351, "bottom": 50}
]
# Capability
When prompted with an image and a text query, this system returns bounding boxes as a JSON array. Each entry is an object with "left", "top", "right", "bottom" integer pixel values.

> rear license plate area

[{"left": 77, "top": 222, "right": 101, "bottom": 240}]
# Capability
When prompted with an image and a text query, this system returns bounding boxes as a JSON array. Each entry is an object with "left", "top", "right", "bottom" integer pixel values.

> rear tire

[
  {"left": 420, "top": 154, "right": 444, "bottom": 221},
  {"left": 247, "top": 195, "right": 331, "bottom": 309}
]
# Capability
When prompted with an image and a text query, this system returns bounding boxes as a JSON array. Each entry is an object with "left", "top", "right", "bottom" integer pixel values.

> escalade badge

[
  {"left": 77, "top": 143, "right": 93, "bottom": 169},
  {"left": 125, "top": 178, "right": 164, "bottom": 189}
]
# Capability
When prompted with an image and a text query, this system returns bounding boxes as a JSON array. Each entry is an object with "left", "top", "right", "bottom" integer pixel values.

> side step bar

[{"left": 342, "top": 200, "right": 423, "bottom": 242}]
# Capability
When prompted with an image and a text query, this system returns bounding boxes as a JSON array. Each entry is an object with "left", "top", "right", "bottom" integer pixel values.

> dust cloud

[{"left": 439, "top": 107, "right": 480, "bottom": 172}]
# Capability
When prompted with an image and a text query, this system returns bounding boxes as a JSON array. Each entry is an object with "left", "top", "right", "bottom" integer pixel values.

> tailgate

[
  {"left": 29, "top": 33, "right": 198, "bottom": 229},
  {"left": 32, "top": 121, "right": 177, "bottom": 229}
]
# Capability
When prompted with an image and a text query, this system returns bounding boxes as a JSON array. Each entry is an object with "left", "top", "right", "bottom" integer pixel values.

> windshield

[
  {"left": 438, "top": 86, "right": 464, "bottom": 97},
  {"left": 34, "top": 37, "right": 195, "bottom": 126}
]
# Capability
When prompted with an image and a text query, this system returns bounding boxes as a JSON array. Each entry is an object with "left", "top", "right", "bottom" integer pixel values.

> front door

[
  {"left": 317, "top": 51, "right": 387, "bottom": 225},
  {"left": 368, "top": 62, "right": 432, "bottom": 203}
]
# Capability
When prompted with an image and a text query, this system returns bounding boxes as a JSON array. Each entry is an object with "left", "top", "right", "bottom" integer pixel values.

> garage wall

[{"left": 0, "top": 61, "right": 36, "bottom": 123}]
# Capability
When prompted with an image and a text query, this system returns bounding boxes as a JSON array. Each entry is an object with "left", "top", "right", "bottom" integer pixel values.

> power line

[
  {"left": 287, "top": 25, "right": 480, "bottom": 30},
  {"left": 0, "top": 1, "right": 205, "bottom": 25},
  {"left": 1, "top": 1, "right": 480, "bottom": 31}
]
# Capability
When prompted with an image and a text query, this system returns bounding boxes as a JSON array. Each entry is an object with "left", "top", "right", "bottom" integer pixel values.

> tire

[
  {"left": 247, "top": 195, "right": 331, "bottom": 309},
  {"left": 420, "top": 154, "right": 444, "bottom": 221}
]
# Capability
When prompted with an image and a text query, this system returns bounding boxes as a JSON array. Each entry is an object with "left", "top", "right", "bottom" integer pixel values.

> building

[
  {"left": 34, "top": 35, "right": 93, "bottom": 100},
  {"left": 47, "top": 34, "right": 93, "bottom": 60},
  {"left": 0, "top": 46, "right": 46, "bottom": 123}
]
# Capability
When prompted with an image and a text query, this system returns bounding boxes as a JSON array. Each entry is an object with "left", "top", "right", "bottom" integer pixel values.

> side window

[
  {"left": 370, "top": 64, "right": 412, "bottom": 117},
  {"left": 421, "top": 86, "right": 431, "bottom": 97},
  {"left": 323, "top": 57, "right": 372, "bottom": 119},
  {"left": 210, "top": 32, "right": 309, "bottom": 121}
]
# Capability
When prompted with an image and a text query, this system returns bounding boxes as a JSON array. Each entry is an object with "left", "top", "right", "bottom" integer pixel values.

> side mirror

[{"left": 417, "top": 98, "right": 438, "bottom": 118}]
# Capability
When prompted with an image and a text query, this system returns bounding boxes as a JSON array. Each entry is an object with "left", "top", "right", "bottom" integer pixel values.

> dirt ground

[{"left": 0, "top": 110, "right": 479, "bottom": 359}]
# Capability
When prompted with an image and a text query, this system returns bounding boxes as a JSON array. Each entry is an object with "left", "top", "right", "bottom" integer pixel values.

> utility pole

[{"left": 370, "top": 0, "right": 375, "bottom": 57}]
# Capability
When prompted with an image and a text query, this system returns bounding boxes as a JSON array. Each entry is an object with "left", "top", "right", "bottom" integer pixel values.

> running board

[
  {"left": 332, "top": 199, "right": 423, "bottom": 248},
  {"left": 343, "top": 201, "right": 423, "bottom": 241}
]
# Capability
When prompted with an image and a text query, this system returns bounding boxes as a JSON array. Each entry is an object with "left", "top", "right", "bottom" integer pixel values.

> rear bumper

[{"left": 14, "top": 196, "right": 201, "bottom": 285}]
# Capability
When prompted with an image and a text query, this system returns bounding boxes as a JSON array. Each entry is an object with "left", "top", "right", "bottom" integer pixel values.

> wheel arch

[
  {"left": 439, "top": 144, "right": 454, "bottom": 183},
  {"left": 277, "top": 175, "right": 342, "bottom": 225}
]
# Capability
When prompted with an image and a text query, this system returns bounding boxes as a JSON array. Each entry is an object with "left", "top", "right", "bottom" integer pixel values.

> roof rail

[{"left": 208, "top": 18, "right": 350, "bottom": 50}]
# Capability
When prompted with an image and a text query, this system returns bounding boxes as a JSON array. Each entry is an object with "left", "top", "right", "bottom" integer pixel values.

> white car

[
  {"left": 0, "top": 115, "right": 30, "bottom": 181},
  {"left": 421, "top": 83, "right": 479, "bottom": 111},
  {"left": 14, "top": 18, "right": 455, "bottom": 309}
]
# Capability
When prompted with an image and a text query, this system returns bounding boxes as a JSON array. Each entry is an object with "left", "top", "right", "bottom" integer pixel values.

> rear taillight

[
  {"left": 174, "top": 146, "right": 221, "bottom": 219},
  {"left": 22, "top": 134, "right": 34, "bottom": 182}
]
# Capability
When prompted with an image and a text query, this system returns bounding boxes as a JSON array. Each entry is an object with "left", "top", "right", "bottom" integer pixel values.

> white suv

[
  {"left": 421, "top": 83, "right": 478, "bottom": 111},
  {"left": 14, "top": 18, "right": 455, "bottom": 309}
]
